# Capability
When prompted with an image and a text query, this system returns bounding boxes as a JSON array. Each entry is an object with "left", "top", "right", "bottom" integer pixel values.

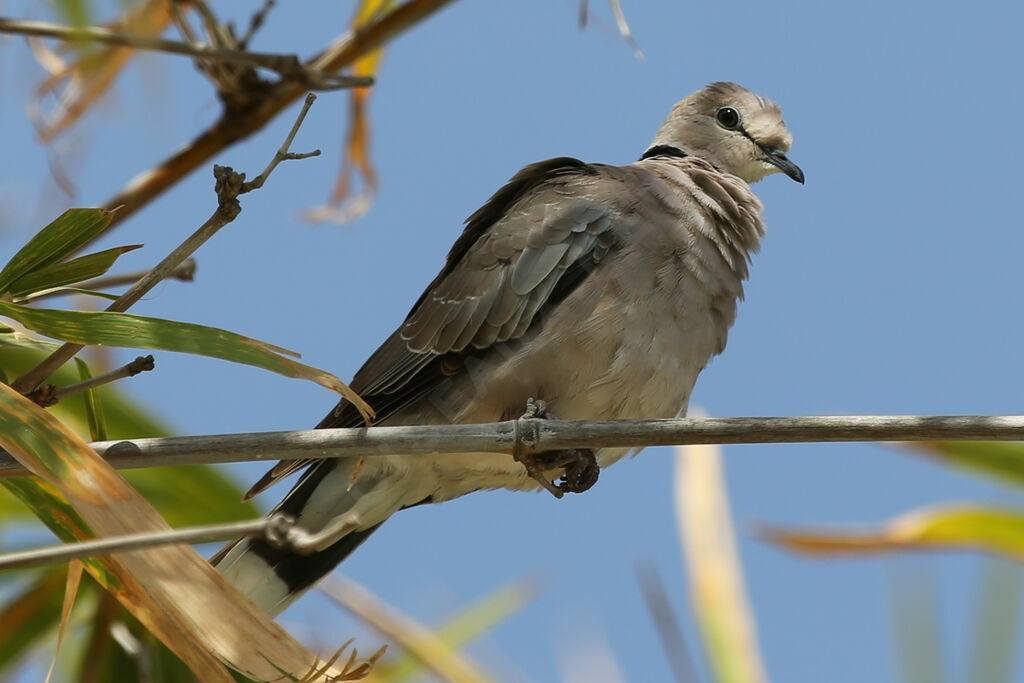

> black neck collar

[{"left": 639, "top": 145, "right": 689, "bottom": 161}]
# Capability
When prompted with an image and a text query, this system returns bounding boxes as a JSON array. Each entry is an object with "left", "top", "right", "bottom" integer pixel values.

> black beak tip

[{"left": 767, "top": 150, "right": 804, "bottom": 184}]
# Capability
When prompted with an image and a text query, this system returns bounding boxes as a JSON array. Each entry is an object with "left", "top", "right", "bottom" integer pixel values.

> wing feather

[{"left": 244, "top": 157, "right": 618, "bottom": 499}]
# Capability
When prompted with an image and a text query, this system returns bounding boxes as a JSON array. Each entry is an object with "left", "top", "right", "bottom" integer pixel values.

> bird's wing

[{"left": 244, "top": 157, "right": 620, "bottom": 499}]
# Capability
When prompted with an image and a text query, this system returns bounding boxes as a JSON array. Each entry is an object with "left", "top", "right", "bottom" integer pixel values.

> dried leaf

[
  {"left": 305, "top": 0, "right": 392, "bottom": 224},
  {"left": 44, "top": 559, "right": 84, "bottom": 683},
  {"left": 321, "top": 575, "right": 492, "bottom": 683},
  {"left": 0, "top": 382, "right": 356, "bottom": 680},
  {"left": 30, "top": 0, "right": 173, "bottom": 141}
]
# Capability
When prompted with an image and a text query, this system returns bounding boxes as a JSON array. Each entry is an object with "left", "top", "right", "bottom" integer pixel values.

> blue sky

[{"left": 3, "top": 1, "right": 1024, "bottom": 681}]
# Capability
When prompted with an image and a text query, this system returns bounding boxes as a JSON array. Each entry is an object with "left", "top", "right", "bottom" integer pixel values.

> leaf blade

[
  {"left": 0, "top": 209, "right": 112, "bottom": 293},
  {"left": 761, "top": 505, "right": 1024, "bottom": 561},
  {"left": 0, "top": 302, "right": 373, "bottom": 419},
  {"left": 9, "top": 245, "right": 142, "bottom": 297}
]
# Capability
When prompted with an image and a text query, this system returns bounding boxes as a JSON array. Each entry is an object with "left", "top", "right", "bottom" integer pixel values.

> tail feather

[
  {"left": 214, "top": 457, "right": 411, "bottom": 615},
  {"left": 215, "top": 523, "right": 383, "bottom": 616}
]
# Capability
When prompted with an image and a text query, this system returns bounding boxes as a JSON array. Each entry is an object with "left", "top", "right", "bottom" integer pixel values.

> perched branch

[
  {"left": 10, "top": 95, "right": 321, "bottom": 395},
  {"left": 1, "top": 414, "right": 1022, "bottom": 480},
  {"left": 0, "top": 17, "right": 373, "bottom": 90}
]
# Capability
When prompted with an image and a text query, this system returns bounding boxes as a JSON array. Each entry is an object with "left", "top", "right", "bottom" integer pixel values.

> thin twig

[
  {"left": 1, "top": 415, "right": 1022, "bottom": 480},
  {"left": 0, "top": 517, "right": 272, "bottom": 571},
  {"left": 51, "top": 355, "right": 155, "bottom": 401},
  {"left": 10, "top": 95, "right": 321, "bottom": 396},
  {"left": 0, "top": 17, "right": 373, "bottom": 90},
  {"left": 242, "top": 93, "right": 321, "bottom": 192},
  {"left": 239, "top": 0, "right": 275, "bottom": 49}
]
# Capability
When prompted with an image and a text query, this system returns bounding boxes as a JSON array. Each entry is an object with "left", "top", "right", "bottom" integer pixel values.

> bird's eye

[{"left": 715, "top": 106, "right": 741, "bottom": 130}]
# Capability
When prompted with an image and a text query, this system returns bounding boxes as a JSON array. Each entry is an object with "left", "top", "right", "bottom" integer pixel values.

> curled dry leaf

[{"left": 304, "top": 0, "right": 389, "bottom": 224}]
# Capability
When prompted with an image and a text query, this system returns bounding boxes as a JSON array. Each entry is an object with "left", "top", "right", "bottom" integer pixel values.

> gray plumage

[{"left": 214, "top": 81, "right": 803, "bottom": 615}]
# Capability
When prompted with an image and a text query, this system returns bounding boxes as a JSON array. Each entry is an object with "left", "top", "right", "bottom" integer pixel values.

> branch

[
  {"left": 52, "top": 355, "right": 155, "bottom": 401},
  {"left": 0, "top": 517, "right": 275, "bottom": 571},
  {"left": 96, "top": 0, "right": 457, "bottom": 238},
  {"left": 0, "top": 17, "right": 373, "bottom": 90},
  {"left": 10, "top": 95, "right": 321, "bottom": 395},
  {"left": 1, "top": 415, "right": 1022, "bottom": 480}
]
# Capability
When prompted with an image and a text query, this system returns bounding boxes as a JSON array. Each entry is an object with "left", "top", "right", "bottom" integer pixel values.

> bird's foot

[{"left": 514, "top": 398, "right": 600, "bottom": 498}]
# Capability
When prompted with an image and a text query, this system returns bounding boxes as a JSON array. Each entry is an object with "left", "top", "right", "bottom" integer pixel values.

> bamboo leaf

[
  {"left": 905, "top": 441, "right": 1024, "bottom": 491},
  {"left": 381, "top": 577, "right": 540, "bottom": 681},
  {"left": 0, "top": 209, "right": 112, "bottom": 293},
  {"left": 761, "top": 505, "right": 1024, "bottom": 561},
  {"left": 9, "top": 245, "right": 142, "bottom": 297},
  {"left": 676, "top": 442, "right": 767, "bottom": 683},
  {"left": 321, "top": 575, "right": 491, "bottom": 683},
  {"left": 0, "top": 302, "right": 373, "bottom": 420},
  {"left": 0, "top": 381, "right": 352, "bottom": 680}
]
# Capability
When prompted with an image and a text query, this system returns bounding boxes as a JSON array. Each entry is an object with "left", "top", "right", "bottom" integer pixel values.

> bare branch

[
  {"left": 0, "top": 16, "right": 373, "bottom": 90},
  {"left": 25, "top": 259, "right": 197, "bottom": 303},
  {"left": 10, "top": 94, "right": 321, "bottom": 395},
  {"left": 52, "top": 355, "right": 155, "bottom": 401},
  {"left": 241, "top": 93, "right": 321, "bottom": 192},
  {"left": 102, "top": 257, "right": 198, "bottom": 288},
  {"left": 1, "top": 414, "right": 1022, "bottom": 480},
  {"left": 238, "top": 0, "right": 276, "bottom": 49}
]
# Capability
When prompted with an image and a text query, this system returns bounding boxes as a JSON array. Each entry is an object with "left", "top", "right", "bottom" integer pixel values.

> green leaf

[
  {"left": 383, "top": 577, "right": 540, "bottom": 682},
  {"left": 74, "top": 357, "right": 106, "bottom": 442},
  {"left": 124, "top": 466, "right": 256, "bottom": 528},
  {"left": 8, "top": 245, "right": 142, "bottom": 297},
  {"left": 0, "top": 209, "right": 111, "bottom": 294},
  {"left": 967, "top": 558, "right": 1022, "bottom": 683},
  {"left": 16, "top": 287, "right": 121, "bottom": 304},
  {"left": 906, "top": 441, "right": 1024, "bottom": 491},
  {"left": 887, "top": 566, "right": 947, "bottom": 683},
  {"left": 0, "top": 568, "right": 76, "bottom": 676},
  {"left": 0, "top": 302, "right": 370, "bottom": 414}
]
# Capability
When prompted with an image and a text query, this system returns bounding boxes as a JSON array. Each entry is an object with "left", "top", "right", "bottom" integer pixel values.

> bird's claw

[{"left": 515, "top": 398, "right": 599, "bottom": 498}]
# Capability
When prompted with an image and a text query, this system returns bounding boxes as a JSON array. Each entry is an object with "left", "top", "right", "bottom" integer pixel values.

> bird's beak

[{"left": 764, "top": 148, "right": 804, "bottom": 184}]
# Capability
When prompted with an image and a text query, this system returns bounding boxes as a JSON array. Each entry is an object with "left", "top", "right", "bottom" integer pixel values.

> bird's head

[{"left": 650, "top": 82, "right": 804, "bottom": 184}]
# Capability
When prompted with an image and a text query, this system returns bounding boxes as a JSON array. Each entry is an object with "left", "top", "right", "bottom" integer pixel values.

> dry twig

[
  {"left": 11, "top": 94, "right": 322, "bottom": 396},
  {"left": 0, "top": 17, "right": 372, "bottom": 90}
]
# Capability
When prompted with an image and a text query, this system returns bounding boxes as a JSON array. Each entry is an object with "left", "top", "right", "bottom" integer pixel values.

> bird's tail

[{"left": 212, "top": 457, "right": 407, "bottom": 616}]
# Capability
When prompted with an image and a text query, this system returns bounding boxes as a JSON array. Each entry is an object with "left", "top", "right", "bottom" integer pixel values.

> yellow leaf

[
  {"left": 676, "top": 442, "right": 767, "bottom": 683},
  {"left": 761, "top": 505, "right": 1024, "bottom": 561}
]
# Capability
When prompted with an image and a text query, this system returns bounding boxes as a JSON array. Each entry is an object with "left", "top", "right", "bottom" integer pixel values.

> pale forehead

[
  {"left": 693, "top": 81, "right": 782, "bottom": 117},
  {"left": 690, "top": 82, "right": 792, "bottom": 149}
]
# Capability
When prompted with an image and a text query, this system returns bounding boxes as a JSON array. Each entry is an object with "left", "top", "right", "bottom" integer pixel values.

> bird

[{"left": 213, "top": 81, "right": 803, "bottom": 615}]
